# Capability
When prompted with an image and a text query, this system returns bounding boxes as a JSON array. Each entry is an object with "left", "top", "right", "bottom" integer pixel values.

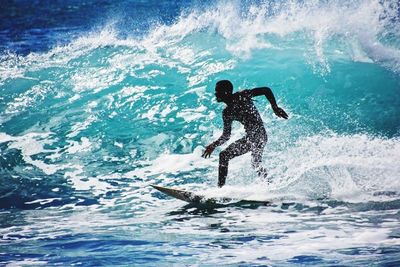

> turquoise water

[{"left": 1, "top": 0, "right": 400, "bottom": 266}]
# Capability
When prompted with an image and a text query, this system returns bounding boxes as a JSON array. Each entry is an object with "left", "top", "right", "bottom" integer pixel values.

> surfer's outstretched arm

[
  {"left": 202, "top": 110, "right": 232, "bottom": 158},
  {"left": 250, "top": 87, "right": 289, "bottom": 119}
]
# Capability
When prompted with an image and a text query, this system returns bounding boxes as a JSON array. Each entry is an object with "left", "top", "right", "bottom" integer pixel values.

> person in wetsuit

[{"left": 202, "top": 80, "right": 288, "bottom": 187}]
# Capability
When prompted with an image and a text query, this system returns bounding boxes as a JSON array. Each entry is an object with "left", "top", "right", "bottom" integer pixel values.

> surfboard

[{"left": 150, "top": 184, "right": 271, "bottom": 206}]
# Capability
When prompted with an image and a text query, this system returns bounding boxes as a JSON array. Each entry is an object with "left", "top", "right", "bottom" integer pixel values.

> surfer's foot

[
  {"left": 218, "top": 178, "right": 225, "bottom": 188},
  {"left": 256, "top": 167, "right": 272, "bottom": 185},
  {"left": 218, "top": 166, "right": 227, "bottom": 188},
  {"left": 256, "top": 167, "right": 268, "bottom": 179}
]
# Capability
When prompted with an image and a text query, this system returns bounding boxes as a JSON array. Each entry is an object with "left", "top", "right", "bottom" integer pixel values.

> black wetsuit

[{"left": 212, "top": 89, "right": 268, "bottom": 186}]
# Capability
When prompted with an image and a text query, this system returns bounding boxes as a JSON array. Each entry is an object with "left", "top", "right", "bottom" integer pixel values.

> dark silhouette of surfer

[{"left": 202, "top": 80, "right": 288, "bottom": 187}]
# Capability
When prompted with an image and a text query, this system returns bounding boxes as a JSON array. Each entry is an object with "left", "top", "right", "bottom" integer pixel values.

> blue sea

[{"left": 1, "top": 0, "right": 400, "bottom": 266}]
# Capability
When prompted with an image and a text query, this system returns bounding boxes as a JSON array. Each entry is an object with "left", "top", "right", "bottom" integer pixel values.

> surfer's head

[{"left": 215, "top": 80, "right": 233, "bottom": 103}]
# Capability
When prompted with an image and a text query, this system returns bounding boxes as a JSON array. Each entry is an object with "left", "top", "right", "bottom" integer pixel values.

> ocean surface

[{"left": 1, "top": 0, "right": 400, "bottom": 266}]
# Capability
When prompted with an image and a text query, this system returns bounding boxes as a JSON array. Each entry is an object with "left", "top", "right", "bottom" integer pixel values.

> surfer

[{"left": 202, "top": 80, "right": 288, "bottom": 187}]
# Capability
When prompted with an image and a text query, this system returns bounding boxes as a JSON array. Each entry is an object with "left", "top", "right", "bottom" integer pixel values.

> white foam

[
  {"left": 65, "top": 137, "right": 92, "bottom": 154},
  {"left": 1, "top": 132, "right": 66, "bottom": 175},
  {"left": 139, "top": 0, "right": 400, "bottom": 73},
  {"left": 67, "top": 114, "right": 97, "bottom": 139},
  {"left": 187, "top": 60, "right": 236, "bottom": 87},
  {"left": 0, "top": 133, "right": 108, "bottom": 195},
  {"left": 64, "top": 164, "right": 110, "bottom": 193},
  {"left": 70, "top": 66, "right": 125, "bottom": 94},
  {"left": 130, "top": 130, "right": 400, "bottom": 204},
  {"left": 266, "top": 134, "right": 400, "bottom": 202},
  {"left": 126, "top": 146, "right": 213, "bottom": 178},
  {"left": 176, "top": 105, "right": 207, "bottom": 123},
  {"left": 4, "top": 82, "right": 54, "bottom": 116},
  {"left": 5, "top": 259, "right": 48, "bottom": 267},
  {"left": 0, "top": 0, "right": 398, "bottom": 97},
  {"left": 24, "top": 197, "right": 62, "bottom": 205}
]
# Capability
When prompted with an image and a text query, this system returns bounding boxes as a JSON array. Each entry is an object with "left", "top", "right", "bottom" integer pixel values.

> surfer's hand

[
  {"left": 202, "top": 145, "right": 215, "bottom": 158},
  {"left": 273, "top": 106, "right": 288, "bottom": 119}
]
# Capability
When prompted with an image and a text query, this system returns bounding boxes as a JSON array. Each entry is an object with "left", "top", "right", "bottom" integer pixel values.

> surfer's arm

[
  {"left": 202, "top": 111, "right": 232, "bottom": 158},
  {"left": 249, "top": 87, "right": 278, "bottom": 107},
  {"left": 212, "top": 113, "right": 232, "bottom": 147},
  {"left": 249, "top": 87, "right": 289, "bottom": 119}
]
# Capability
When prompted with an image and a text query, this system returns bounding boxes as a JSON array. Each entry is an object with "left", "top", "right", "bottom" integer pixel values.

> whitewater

[{"left": 1, "top": 0, "right": 400, "bottom": 266}]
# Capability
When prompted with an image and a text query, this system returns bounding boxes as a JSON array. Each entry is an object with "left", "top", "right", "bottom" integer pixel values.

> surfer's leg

[
  {"left": 251, "top": 137, "right": 268, "bottom": 180},
  {"left": 218, "top": 137, "right": 251, "bottom": 187}
]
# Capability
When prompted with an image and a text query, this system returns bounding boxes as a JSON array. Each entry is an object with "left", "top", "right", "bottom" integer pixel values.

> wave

[
  {"left": 0, "top": 0, "right": 399, "bottom": 210},
  {"left": 1, "top": 0, "right": 400, "bottom": 78},
  {"left": 131, "top": 134, "right": 400, "bottom": 204}
]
